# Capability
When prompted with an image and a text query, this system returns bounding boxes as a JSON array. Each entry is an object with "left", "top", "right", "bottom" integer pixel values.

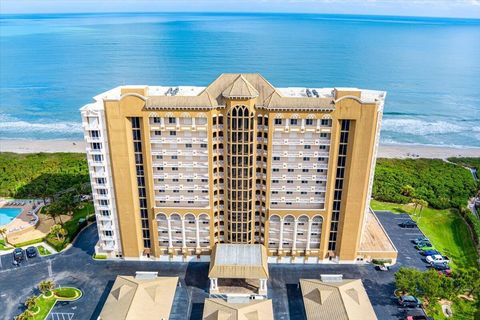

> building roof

[
  {"left": 99, "top": 275, "right": 178, "bottom": 320},
  {"left": 300, "top": 279, "right": 377, "bottom": 320},
  {"left": 202, "top": 299, "right": 274, "bottom": 320},
  {"left": 81, "top": 73, "right": 386, "bottom": 113},
  {"left": 222, "top": 75, "right": 260, "bottom": 99},
  {"left": 209, "top": 244, "right": 269, "bottom": 279}
]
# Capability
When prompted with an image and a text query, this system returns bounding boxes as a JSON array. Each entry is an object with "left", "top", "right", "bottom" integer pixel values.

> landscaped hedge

[
  {"left": 13, "top": 237, "right": 44, "bottom": 248},
  {"left": 373, "top": 159, "right": 477, "bottom": 209}
]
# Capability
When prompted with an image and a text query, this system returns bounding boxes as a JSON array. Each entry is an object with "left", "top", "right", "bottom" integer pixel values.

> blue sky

[{"left": 1, "top": 0, "right": 479, "bottom": 18}]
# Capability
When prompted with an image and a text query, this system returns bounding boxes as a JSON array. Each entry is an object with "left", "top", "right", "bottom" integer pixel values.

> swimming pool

[{"left": 0, "top": 207, "right": 22, "bottom": 226}]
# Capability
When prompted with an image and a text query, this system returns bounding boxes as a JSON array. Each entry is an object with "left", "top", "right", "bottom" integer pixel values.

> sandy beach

[{"left": 1, "top": 139, "right": 479, "bottom": 159}]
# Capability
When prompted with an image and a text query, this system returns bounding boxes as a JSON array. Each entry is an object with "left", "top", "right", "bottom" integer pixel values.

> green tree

[
  {"left": 395, "top": 267, "right": 422, "bottom": 295},
  {"left": 401, "top": 184, "right": 415, "bottom": 198},
  {"left": 418, "top": 269, "right": 442, "bottom": 301},
  {"left": 45, "top": 201, "right": 65, "bottom": 224},
  {"left": 58, "top": 192, "right": 77, "bottom": 216},
  {"left": 0, "top": 227, "right": 7, "bottom": 240},
  {"left": 38, "top": 279, "right": 55, "bottom": 295}
]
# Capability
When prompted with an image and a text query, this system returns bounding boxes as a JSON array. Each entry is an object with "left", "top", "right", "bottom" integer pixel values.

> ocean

[{"left": 0, "top": 13, "right": 479, "bottom": 147}]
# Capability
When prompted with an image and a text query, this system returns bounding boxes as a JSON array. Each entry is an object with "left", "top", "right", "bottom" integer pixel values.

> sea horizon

[{"left": 1, "top": 12, "right": 480, "bottom": 147}]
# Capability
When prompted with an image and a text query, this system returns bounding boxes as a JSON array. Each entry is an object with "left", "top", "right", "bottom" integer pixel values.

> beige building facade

[{"left": 81, "top": 73, "right": 393, "bottom": 263}]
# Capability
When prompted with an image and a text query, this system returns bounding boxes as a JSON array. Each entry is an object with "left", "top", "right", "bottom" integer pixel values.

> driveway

[{"left": 0, "top": 211, "right": 429, "bottom": 319}]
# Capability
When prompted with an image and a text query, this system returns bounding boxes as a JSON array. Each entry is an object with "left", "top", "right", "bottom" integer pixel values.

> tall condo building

[{"left": 80, "top": 74, "right": 396, "bottom": 263}]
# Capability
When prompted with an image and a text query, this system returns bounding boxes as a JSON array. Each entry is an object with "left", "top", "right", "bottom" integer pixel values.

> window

[
  {"left": 321, "top": 119, "right": 332, "bottom": 127},
  {"left": 303, "top": 157, "right": 310, "bottom": 161},
  {"left": 92, "top": 143, "right": 101, "bottom": 150},
  {"left": 273, "top": 168, "right": 279, "bottom": 172},
  {"left": 186, "top": 143, "right": 192, "bottom": 148},
  {"left": 304, "top": 145, "right": 311, "bottom": 150},
  {"left": 187, "top": 178, "right": 193, "bottom": 182},
  {"left": 288, "top": 168, "right": 294, "bottom": 172},
  {"left": 154, "top": 131, "right": 161, "bottom": 136},
  {"left": 320, "top": 145, "right": 327, "bottom": 150},
  {"left": 287, "top": 180, "right": 293, "bottom": 184},
  {"left": 302, "top": 169, "right": 309, "bottom": 172},
  {"left": 93, "top": 154, "right": 103, "bottom": 162},
  {"left": 172, "top": 155, "right": 178, "bottom": 160},
  {"left": 172, "top": 167, "right": 178, "bottom": 171},
  {"left": 320, "top": 133, "right": 328, "bottom": 138},
  {"left": 201, "top": 144, "right": 207, "bottom": 148},
  {"left": 170, "top": 131, "right": 176, "bottom": 136},
  {"left": 275, "top": 119, "right": 282, "bottom": 125},
  {"left": 306, "top": 119, "right": 314, "bottom": 125},
  {"left": 168, "top": 117, "right": 176, "bottom": 124},
  {"left": 273, "top": 156, "right": 280, "bottom": 161},
  {"left": 90, "top": 130, "right": 100, "bottom": 138},
  {"left": 290, "top": 119, "right": 298, "bottom": 125},
  {"left": 153, "top": 117, "right": 161, "bottom": 123},
  {"left": 172, "top": 178, "right": 179, "bottom": 182}
]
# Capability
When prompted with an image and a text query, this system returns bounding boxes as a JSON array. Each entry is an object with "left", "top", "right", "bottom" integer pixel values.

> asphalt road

[{"left": 0, "top": 212, "right": 430, "bottom": 320}]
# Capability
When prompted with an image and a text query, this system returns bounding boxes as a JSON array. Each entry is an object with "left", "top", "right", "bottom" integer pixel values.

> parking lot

[{"left": 0, "top": 211, "right": 433, "bottom": 319}]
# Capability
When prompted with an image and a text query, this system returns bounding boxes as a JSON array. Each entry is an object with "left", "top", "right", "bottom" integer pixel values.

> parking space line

[{"left": 50, "top": 313, "right": 74, "bottom": 320}]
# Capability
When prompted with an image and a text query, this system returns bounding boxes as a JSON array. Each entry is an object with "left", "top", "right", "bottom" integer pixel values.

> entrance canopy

[{"left": 209, "top": 244, "right": 269, "bottom": 279}]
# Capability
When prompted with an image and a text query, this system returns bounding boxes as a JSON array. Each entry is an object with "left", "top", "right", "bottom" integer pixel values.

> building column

[
  {"left": 306, "top": 219, "right": 312, "bottom": 250},
  {"left": 195, "top": 218, "right": 200, "bottom": 249},
  {"left": 259, "top": 279, "right": 267, "bottom": 294},
  {"left": 279, "top": 218, "right": 284, "bottom": 250},
  {"left": 160, "top": 117, "right": 165, "bottom": 128},
  {"left": 167, "top": 218, "right": 173, "bottom": 249},
  {"left": 181, "top": 218, "right": 186, "bottom": 249},
  {"left": 292, "top": 219, "right": 298, "bottom": 250},
  {"left": 210, "top": 278, "right": 218, "bottom": 291}
]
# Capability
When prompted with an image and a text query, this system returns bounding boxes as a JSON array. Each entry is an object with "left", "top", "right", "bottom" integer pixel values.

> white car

[{"left": 426, "top": 254, "right": 450, "bottom": 265}]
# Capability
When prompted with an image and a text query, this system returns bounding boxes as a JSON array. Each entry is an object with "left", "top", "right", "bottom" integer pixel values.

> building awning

[{"left": 209, "top": 244, "right": 269, "bottom": 279}]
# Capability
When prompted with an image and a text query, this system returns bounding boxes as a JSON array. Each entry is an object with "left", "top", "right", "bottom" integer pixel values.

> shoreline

[{"left": 0, "top": 139, "right": 479, "bottom": 159}]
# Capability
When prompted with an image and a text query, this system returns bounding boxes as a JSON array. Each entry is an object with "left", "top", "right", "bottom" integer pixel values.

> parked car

[
  {"left": 26, "top": 246, "right": 37, "bottom": 258},
  {"left": 12, "top": 248, "right": 25, "bottom": 262},
  {"left": 375, "top": 265, "right": 390, "bottom": 271},
  {"left": 426, "top": 254, "right": 450, "bottom": 265},
  {"left": 398, "top": 295, "right": 422, "bottom": 308},
  {"left": 412, "top": 237, "right": 429, "bottom": 245},
  {"left": 416, "top": 242, "right": 435, "bottom": 251},
  {"left": 399, "top": 220, "right": 417, "bottom": 228},
  {"left": 404, "top": 308, "right": 433, "bottom": 320},
  {"left": 421, "top": 249, "right": 440, "bottom": 257},
  {"left": 430, "top": 261, "right": 450, "bottom": 270}
]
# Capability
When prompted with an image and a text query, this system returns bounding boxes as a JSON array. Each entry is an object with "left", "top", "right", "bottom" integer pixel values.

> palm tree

[
  {"left": 38, "top": 279, "right": 55, "bottom": 295},
  {"left": 411, "top": 198, "right": 420, "bottom": 215},
  {"left": 24, "top": 296, "right": 37, "bottom": 311},
  {"left": 416, "top": 199, "right": 429, "bottom": 222},
  {"left": 59, "top": 192, "right": 77, "bottom": 216},
  {"left": 45, "top": 202, "right": 64, "bottom": 224},
  {"left": 15, "top": 311, "right": 31, "bottom": 320},
  {"left": 0, "top": 227, "right": 7, "bottom": 240},
  {"left": 50, "top": 224, "right": 66, "bottom": 241}
]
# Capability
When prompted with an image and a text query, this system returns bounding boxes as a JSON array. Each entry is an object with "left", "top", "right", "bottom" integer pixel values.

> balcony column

[
  {"left": 279, "top": 218, "right": 284, "bottom": 250},
  {"left": 167, "top": 218, "right": 173, "bottom": 249},
  {"left": 292, "top": 218, "right": 298, "bottom": 250},
  {"left": 195, "top": 218, "right": 200, "bottom": 249},
  {"left": 181, "top": 218, "right": 186, "bottom": 249},
  {"left": 306, "top": 219, "right": 312, "bottom": 250},
  {"left": 160, "top": 117, "right": 165, "bottom": 128}
]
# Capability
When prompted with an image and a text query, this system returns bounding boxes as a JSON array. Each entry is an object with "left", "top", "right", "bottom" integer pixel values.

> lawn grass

[
  {"left": 21, "top": 288, "right": 82, "bottom": 320},
  {"left": 37, "top": 245, "right": 52, "bottom": 256},
  {"left": 0, "top": 238, "right": 11, "bottom": 250},
  {"left": 371, "top": 200, "right": 478, "bottom": 270}
]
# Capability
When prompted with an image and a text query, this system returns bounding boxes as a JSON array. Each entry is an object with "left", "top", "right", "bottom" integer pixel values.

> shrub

[
  {"left": 373, "top": 159, "right": 477, "bottom": 209},
  {"left": 94, "top": 254, "right": 107, "bottom": 259},
  {"left": 13, "top": 238, "right": 44, "bottom": 248},
  {"left": 371, "top": 258, "right": 392, "bottom": 265}
]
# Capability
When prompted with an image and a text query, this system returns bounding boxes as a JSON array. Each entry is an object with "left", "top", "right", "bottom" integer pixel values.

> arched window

[
  {"left": 156, "top": 213, "right": 169, "bottom": 247},
  {"left": 199, "top": 214, "right": 210, "bottom": 247},
  {"left": 268, "top": 215, "right": 281, "bottom": 249},
  {"left": 170, "top": 214, "right": 182, "bottom": 248},
  {"left": 184, "top": 214, "right": 196, "bottom": 248},
  {"left": 309, "top": 216, "right": 323, "bottom": 249},
  {"left": 282, "top": 215, "right": 295, "bottom": 249},
  {"left": 296, "top": 216, "right": 309, "bottom": 249}
]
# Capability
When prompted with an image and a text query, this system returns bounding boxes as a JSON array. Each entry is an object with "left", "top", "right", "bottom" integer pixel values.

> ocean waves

[
  {"left": 0, "top": 113, "right": 83, "bottom": 140},
  {"left": 380, "top": 117, "right": 480, "bottom": 147}
]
